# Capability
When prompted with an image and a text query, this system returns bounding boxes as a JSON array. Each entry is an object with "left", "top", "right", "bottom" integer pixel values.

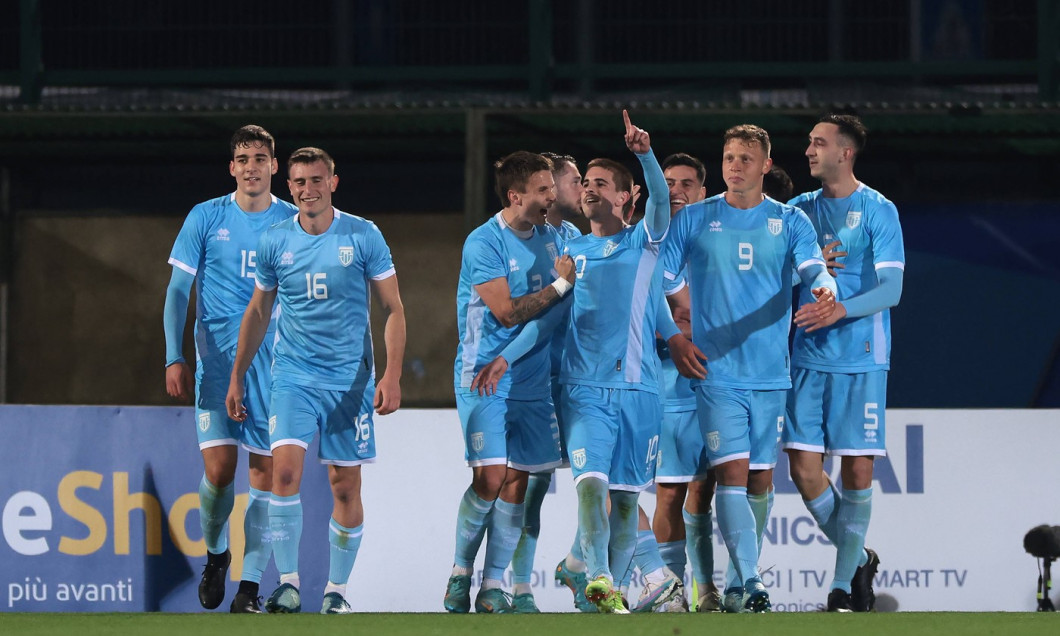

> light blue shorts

[
  {"left": 194, "top": 335, "right": 274, "bottom": 454},
  {"left": 269, "top": 377, "right": 376, "bottom": 466},
  {"left": 656, "top": 408, "right": 710, "bottom": 483},
  {"left": 455, "top": 389, "right": 562, "bottom": 473},
  {"left": 694, "top": 386, "right": 785, "bottom": 470},
  {"left": 562, "top": 384, "right": 661, "bottom": 492},
  {"left": 783, "top": 368, "right": 888, "bottom": 457}
]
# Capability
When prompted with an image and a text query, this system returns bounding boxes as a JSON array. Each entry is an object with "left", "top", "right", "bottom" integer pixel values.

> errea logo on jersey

[
  {"left": 509, "top": 258, "right": 520, "bottom": 272},
  {"left": 709, "top": 220, "right": 723, "bottom": 233},
  {"left": 338, "top": 246, "right": 354, "bottom": 267},
  {"left": 281, "top": 251, "right": 294, "bottom": 265},
  {"left": 216, "top": 228, "right": 230, "bottom": 242}
]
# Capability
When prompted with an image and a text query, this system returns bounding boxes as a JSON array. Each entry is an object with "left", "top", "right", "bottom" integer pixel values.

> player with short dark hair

[
  {"left": 164, "top": 124, "right": 296, "bottom": 613},
  {"left": 784, "top": 113, "right": 904, "bottom": 612}
]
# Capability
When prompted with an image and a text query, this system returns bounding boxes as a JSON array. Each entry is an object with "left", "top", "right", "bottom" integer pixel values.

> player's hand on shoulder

[
  {"left": 165, "top": 362, "right": 193, "bottom": 402},
  {"left": 470, "top": 356, "right": 510, "bottom": 397},
  {"left": 623, "top": 109, "right": 651, "bottom": 154}
]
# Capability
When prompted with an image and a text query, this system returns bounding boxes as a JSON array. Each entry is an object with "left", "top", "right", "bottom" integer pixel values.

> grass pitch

[{"left": 1, "top": 612, "right": 1057, "bottom": 636}]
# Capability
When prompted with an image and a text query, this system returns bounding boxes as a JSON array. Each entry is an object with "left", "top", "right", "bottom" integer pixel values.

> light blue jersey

[
  {"left": 454, "top": 213, "right": 564, "bottom": 400},
  {"left": 255, "top": 209, "right": 395, "bottom": 391},
  {"left": 560, "top": 221, "right": 667, "bottom": 392},
  {"left": 789, "top": 183, "right": 905, "bottom": 372},
  {"left": 662, "top": 194, "right": 827, "bottom": 390},
  {"left": 550, "top": 220, "right": 582, "bottom": 378},
  {"left": 168, "top": 193, "right": 296, "bottom": 354}
]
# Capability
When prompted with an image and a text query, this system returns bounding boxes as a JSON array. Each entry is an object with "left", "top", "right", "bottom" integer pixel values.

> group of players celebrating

[
  {"left": 445, "top": 110, "right": 903, "bottom": 614},
  {"left": 163, "top": 108, "right": 903, "bottom": 615}
]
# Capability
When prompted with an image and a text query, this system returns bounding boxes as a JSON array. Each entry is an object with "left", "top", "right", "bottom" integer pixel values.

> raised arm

[
  {"left": 624, "top": 110, "right": 669, "bottom": 240},
  {"left": 163, "top": 268, "right": 195, "bottom": 401},
  {"left": 370, "top": 273, "right": 407, "bottom": 415}
]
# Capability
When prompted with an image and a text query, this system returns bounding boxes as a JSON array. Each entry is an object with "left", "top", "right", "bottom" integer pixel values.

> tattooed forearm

[{"left": 507, "top": 286, "right": 559, "bottom": 325}]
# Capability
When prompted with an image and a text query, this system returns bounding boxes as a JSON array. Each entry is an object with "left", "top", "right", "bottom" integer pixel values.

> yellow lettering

[
  {"left": 57, "top": 471, "right": 107, "bottom": 555},
  {"left": 167, "top": 492, "right": 205, "bottom": 557},
  {"left": 112, "top": 472, "right": 162, "bottom": 555}
]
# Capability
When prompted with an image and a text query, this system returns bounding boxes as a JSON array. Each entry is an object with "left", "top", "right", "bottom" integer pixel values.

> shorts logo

[
  {"left": 767, "top": 218, "right": 783, "bottom": 236},
  {"left": 470, "top": 432, "right": 485, "bottom": 453},
  {"left": 198, "top": 413, "right": 211, "bottom": 432},
  {"left": 571, "top": 448, "right": 587, "bottom": 469},
  {"left": 338, "top": 246, "right": 354, "bottom": 267},
  {"left": 269, "top": 415, "right": 277, "bottom": 436},
  {"left": 846, "top": 211, "right": 862, "bottom": 229},
  {"left": 777, "top": 416, "right": 785, "bottom": 433},
  {"left": 706, "top": 431, "right": 720, "bottom": 452}
]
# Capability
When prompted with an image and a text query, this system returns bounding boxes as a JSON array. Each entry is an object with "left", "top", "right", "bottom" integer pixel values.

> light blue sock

[
  {"left": 576, "top": 478, "right": 610, "bottom": 580},
  {"left": 658, "top": 540, "right": 687, "bottom": 583},
  {"left": 683, "top": 509, "right": 714, "bottom": 589},
  {"left": 833, "top": 488, "right": 872, "bottom": 592},
  {"left": 241, "top": 487, "right": 272, "bottom": 583},
  {"left": 805, "top": 481, "right": 841, "bottom": 543},
  {"left": 328, "top": 519, "right": 363, "bottom": 586},
  {"left": 570, "top": 526, "right": 585, "bottom": 562},
  {"left": 198, "top": 474, "right": 234, "bottom": 554},
  {"left": 512, "top": 472, "right": 551, "bottom": 584},
  {"left": 725, "top": 489, "right": 773, "bottom": 589},
  {"left": 608, "top": 491, "right": 640, "bottom": 587},
  {"left": 483, "top": 498, "right": 524, "bottom": 581},
  {"left": 453, "top": 486, "right": 494, "bottom": 569},
  {"left": 268, "top": 493, "right": 303, "bottom": 576},
  {"left": 633, "top": 529, "right": 667, "bottom": 577},
  {"left": 715, "top": 486, "right": 757, "bottom": 588}
]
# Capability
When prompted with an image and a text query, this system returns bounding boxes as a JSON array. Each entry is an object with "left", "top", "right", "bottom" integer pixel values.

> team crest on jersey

[
  {"left": 338, "top": 246, "right": 354, "bottom": 267},
  {"left": 269, "top": 415, "right": 277, "bottom": 436},
  {"left": 281, "top": 251, "right": 294, "bottom": 266},
  {"left": 508, "top": 258, "right": 520, "bottom": 272},
  {"left": 603, "top": 240, "right": 618, "bottom": 257},
  {"left": 571, "top": 448, "right": 587, "bottom": 469},
  {"left": 706, "top": 431, "right": 720, "bottom": 452},
  {"left": 546, "top": 243, "right": 559, "bottom": 260},
  {"left": 709, "top": 220, "right": 723, "bottom": 233},
  {"left": 767, "top": 218, "right": 783, "bottom": 236},
  {"left": 216, "top": 228, "right": 230, "bottom": 242},
  {"left": 198, "top": 413, "right": 211, "bottom": 432},
  {"left": 470, "top": 432, "right": 485, "bottom": 453},
  {"left": 846, "top": 211, "right": 862, "bottom": 229}
]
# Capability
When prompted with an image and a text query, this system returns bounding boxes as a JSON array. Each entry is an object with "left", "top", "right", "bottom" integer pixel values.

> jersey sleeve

[
  {"left": 254, "top": 231, "right": 279, "bottom": 291},
  {"left": 167, "top": 204, "right": 206, "bottom": 276},
  {"left": 465, "top": 232, "right": 508, "bottom": 286},
  {"left": 363, "top": 222, "right": 397, "bottom": 280},
  {"left": 788, "top": 207, "right": 826, "bottom": 272},
  {"left": 867, "top": 199, "right": 905, "bottom": 271},
  {"left": 661, "top": 208, "right": 690, "bottom": 293}
]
